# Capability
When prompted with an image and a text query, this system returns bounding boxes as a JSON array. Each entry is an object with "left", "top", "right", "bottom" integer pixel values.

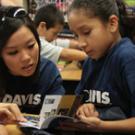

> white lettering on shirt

[
  {"left": 84, "top": 89, "right": 110, "bottom": 105},
  {"left": 1, "top": 94, "right": 42, "bottom": 106}
]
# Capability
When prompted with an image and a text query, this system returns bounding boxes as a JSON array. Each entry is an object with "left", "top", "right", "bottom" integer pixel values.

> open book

[{"left": 19, "top": 95, "right": 82, "bottom": 130}]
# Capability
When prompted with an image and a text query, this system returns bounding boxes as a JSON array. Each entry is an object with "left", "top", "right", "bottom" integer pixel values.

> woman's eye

[
  {"left": 7, "top": 51, "right": 18, "bottom": 55},
  {"left": 28, "top": 44, "right": 34, "bottom": 49}
]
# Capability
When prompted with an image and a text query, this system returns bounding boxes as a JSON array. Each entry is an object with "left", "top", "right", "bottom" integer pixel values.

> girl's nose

[
  {"left": 77, "top": 36, "right": 87, "bottom": 50},
  {"left": 78, "top": 42, "right": 87, "bottom": 50}
]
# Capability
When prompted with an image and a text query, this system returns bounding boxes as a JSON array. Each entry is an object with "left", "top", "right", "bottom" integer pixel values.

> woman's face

[
  {"left": 1, "top": 25, "right": 39, "bottom": 77},
  {"left": 68, "top": 9, "right": 120, "bottom": 60}
]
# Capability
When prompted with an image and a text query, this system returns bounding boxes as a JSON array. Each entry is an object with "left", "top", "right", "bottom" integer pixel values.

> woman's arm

[{"left": 0, "top": 103, "right": 27, "bottom": 124}]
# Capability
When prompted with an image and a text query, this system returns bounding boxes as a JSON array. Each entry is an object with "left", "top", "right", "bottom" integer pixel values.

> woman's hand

[
  {"left": 76, "top": 103, "right": 99, "bottom": 118},
  {"left": 0, "top": 103, "right": 27, "bottom": 124}
]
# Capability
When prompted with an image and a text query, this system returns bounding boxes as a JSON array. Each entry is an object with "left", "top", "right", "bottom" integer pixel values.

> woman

[{"left": 0, "top": 6, "right": 65, "bottom": 114}]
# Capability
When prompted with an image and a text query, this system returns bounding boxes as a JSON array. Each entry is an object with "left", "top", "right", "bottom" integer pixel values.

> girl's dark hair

[
  {"left": 0, "top": 6, "right": 41, "bottom": 97},
  {"left": 116, "top": 0, "right": 135, "bottom": 43},
  {"left": 68, "top": 0, "right": 135, "bottom": 43},
  {"left": 34, "top": 4, "right": 64, "bottom": 29}
]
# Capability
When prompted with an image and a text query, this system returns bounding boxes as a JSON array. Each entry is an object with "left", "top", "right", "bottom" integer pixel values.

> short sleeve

[{"left": 40, "top": 37, "right": 63, "bottom": 64}]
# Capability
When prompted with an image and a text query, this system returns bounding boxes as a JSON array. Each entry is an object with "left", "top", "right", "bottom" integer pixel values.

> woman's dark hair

[
  {"left": 0, "top": 6, "right": 41, "bottom": 97},
  {"left": 68, "top": 0, "right": 135, "bottom": 43},
  {"left": 34, "top": 4, "right": 64, "bottom": 29}
]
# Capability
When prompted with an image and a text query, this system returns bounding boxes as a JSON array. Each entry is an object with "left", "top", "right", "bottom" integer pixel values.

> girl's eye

[
  {"left": 74, "top": 34, "right": 78, "bottom": 39},
  {"left": 7, "top": 50, "right": 18, "bottom": 55},
  {"left": 83, "top": 31, "right": 90, "bottom": 35}
]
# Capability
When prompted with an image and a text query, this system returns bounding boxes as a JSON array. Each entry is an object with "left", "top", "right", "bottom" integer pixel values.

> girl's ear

[{"left": 108, "top": 15, "right": 119, "bottom": 33}]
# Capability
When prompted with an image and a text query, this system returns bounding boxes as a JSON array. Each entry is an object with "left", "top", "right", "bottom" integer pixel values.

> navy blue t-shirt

[
  {"left": 76, "top": 38, "right": 135, "bottom": 119},
  {"left": 1, "top": 57, "right": 65, "bottom": 114}
]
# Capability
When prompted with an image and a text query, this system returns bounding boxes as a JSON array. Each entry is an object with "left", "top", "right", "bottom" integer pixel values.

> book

[{"left": 19, "top": 95, "right": 82, "bottom": 131}]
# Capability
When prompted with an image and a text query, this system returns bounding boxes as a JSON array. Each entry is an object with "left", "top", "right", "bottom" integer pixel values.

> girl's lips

[{"left": 86, "top": 50, "right": 93, "bottom": 55}]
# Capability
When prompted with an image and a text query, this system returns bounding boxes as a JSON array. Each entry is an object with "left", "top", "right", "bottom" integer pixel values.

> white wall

[{"left": 1, "top": 0, "right": 23, "bottom": 6}]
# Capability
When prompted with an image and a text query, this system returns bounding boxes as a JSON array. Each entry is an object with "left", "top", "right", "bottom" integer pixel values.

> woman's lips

[{"left": 22, "top": 64, "right": 34, "bottom": 72}]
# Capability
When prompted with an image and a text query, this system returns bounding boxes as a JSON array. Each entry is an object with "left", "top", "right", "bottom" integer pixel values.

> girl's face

[
  {"left": 1, "top": 26, "right": 39, "bottom": 77},
  {"left": 68, "top": 9, "right": 120, "bottom": 60}
]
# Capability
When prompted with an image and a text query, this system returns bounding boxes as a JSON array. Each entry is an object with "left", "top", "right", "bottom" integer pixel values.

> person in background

[
  {"left": 65, "top": 0, "right": 135, "bottom": 134},
  {"left": 34, "top": 4, "right": 87, "bottom": 64},
  {"left": 0, "top": 6, "right": 65, "bottom": 115},
  {"left": 52, "top": 38, "right": 81, "bottom": 49}
]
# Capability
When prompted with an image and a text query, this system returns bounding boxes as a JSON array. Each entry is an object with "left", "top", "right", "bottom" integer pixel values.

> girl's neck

[{"left": 111, "top": 33, "right": 122, "bottom": 49}]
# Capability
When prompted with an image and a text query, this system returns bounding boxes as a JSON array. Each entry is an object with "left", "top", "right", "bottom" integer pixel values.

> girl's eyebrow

[{"left": 78, "top": 25, "right": 89, "bottom": 31}]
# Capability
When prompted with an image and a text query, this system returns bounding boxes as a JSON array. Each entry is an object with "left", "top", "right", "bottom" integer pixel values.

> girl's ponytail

[{"left": 116, "top": 0, "right": 135, "bottom": 43}]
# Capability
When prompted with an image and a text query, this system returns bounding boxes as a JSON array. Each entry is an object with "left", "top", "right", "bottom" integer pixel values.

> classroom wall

[{"left": 1, "top": 0, "right": 23, "bottom": 6}]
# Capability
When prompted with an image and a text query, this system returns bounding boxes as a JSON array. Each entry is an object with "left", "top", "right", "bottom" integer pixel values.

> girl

[
  {"left": 67, "top": 0, "right": 135, "bottom": 134},
  {"left": 0, "top": 6, "right": 65, "bottom": 114}
]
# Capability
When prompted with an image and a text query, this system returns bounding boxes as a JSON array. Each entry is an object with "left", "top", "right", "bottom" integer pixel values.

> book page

[
  {"left": 39, "top": 95, "right": 81, "bottom": 128},
  {"left": 39, "top": 95, "right": 62, "bottom": 128},
  {"left": 19, "top": 95, "right": 82, "bottom": 130}
]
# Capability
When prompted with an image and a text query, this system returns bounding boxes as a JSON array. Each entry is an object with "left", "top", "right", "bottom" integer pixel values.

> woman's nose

[{"left": 20, "top": 50, "right": 31, "bottom": 62}]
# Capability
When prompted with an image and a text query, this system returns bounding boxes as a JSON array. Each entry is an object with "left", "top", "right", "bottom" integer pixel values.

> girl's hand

[
  {"left": 76, "top": 103, "right": 99, "bottom": 118},
  {"left": 59, "top": 116, "right": 102, "bottom": 132},
  {"left": 79, "top": 115, "right": 102, "bottom": 129},
  {"left": 0, "top": 103, "right": 27, "bottom": 124}
]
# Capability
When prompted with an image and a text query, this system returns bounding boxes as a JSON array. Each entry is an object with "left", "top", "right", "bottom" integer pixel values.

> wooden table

[
  {"left": 5, "top": 113, "right": 39, "bottom": 135},
  {"left": 59, "top": 61, "right": 82, "bottom": 94},
  {"left": 60, "top": 61, "right": 82, "bottom": 81},
  {"left": 5, "top": 124, "right": 24, "bottom": 135}
]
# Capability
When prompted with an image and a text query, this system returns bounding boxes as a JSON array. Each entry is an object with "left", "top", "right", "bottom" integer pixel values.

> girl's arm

[
  {"left": 79, "top": 115, "right": 135, "bottom": 133},
  {"left": 76, "top": 103, "right": 135, "bottom": 133}
]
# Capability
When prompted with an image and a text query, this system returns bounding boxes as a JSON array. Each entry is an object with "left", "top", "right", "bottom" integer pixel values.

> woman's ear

[{"left": 108, "top": 15, "right": 119, "bottom": 33}]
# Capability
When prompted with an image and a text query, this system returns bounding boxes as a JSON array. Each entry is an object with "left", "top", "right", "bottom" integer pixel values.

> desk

[
  {"left": 5, "top": 114, "right": 39, "bottom": 135},
  {"left": 59, "top": 61, "right": 82, "bottom": 94},
  {"left": 60, "top": 61, "right": 82, "bottom": 81},
  {"left": 5, "top": 124, "right": 23, "bottom": 135}
]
